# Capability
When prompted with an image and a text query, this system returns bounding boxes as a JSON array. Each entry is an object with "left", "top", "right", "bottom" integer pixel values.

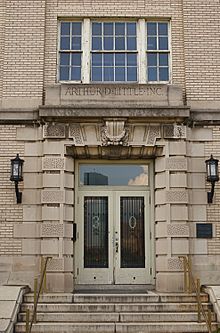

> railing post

[
  {"left": 25, "top": 309, "right": 30, "bottom": 333},
  {"left": 187, "top": 255, "right": 192, "bottom": 293},
  {"left": 40, "top": 257, "right": 44, "bottom": 294},
  {"left": 208, "top": 307, "right": 212, "bottom": 333},
  {"left": 33, "top": 277, "right": 38, "bottom": 323},
  {"left": 196, "top": 278, "right": 201, "bottom": 322}
]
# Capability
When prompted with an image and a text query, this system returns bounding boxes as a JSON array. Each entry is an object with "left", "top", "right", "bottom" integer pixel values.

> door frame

[{"left": 74, "top": 160, "right": 155, "bottom": 286}]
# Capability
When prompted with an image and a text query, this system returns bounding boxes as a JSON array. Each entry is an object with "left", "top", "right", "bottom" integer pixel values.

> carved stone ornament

[{"left": 101, "top": 121, "right": 129, "bottom": 146}]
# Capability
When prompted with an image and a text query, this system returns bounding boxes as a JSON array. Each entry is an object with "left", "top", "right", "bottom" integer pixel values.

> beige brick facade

[{"left": 0, "top": 0, "right": 219, "bottom": 292}]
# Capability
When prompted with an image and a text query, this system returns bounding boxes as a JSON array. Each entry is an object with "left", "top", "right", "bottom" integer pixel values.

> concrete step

[
  {"left": 23, "top": 292, "right": 209, "bottom": 304},
  {"left": 21, "top": 301, "right": 211, "bottom": 313},
  {"left": 15, "top": 321, "right": 217, "bottom": 333},
  {"left": 17, "top": 311, "right": 216, "bottom": 323}
]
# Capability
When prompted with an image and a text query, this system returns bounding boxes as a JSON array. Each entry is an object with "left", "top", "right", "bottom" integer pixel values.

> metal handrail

[
  {"left": 179, "top": 255, "right": 213, "bottom": 333},
  {"left": 26, "top": 256, "right": 52, "bottom": 333}
]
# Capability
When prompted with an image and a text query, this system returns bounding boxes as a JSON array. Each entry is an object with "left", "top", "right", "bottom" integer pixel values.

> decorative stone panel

[
  {"left": 163, "top": 124, "right": 186, "bottom": 139},
  {"left": 43, "top": 123, "right": 66, "bottom": 138},
  {"left": 167, "top": 224, "right": 189, "bottom": 237},
  {"left": 42, "top": 157, "right": 65, "bottom": 170},
  {"left": 165, "top": 158, "right": 187, "bottom": 171},
  {"left": 47, "top": 258, "right": 65, "bottom": 272},
  {"left": 146, "top": 125, "right": 161, "bottom": 146},
  {"left": 41, "top": 224, "right": 64, "bottom": 237},
  {"left": 41, "top": 190, "right": 65, "bottom": 204},
  {"left": 69, "top": 124, "right": 84, "bottom": 145},
  {"left": 166, "top": 190, "right": 188, "bottom": 203},
  {"left": 167, "top": 258, "right": 183, "bottom": 271},
  {"left": 101, "top": 121, "right": 129, "bottom": 146}
]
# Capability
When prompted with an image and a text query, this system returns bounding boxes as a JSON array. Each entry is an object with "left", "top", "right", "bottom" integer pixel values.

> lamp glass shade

[
  {"left": 10, "top": 154, "right": 24, "bottom": 182},
  {"left": 205, "top": 155, "right": 219, "bottom": 182}
]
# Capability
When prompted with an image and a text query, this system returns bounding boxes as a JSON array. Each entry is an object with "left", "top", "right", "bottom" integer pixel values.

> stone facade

[{"left": 0, "top": 0, "right": 220, "bottom": 292}]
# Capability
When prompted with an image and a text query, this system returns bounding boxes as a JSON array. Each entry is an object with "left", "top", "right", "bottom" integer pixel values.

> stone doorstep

[{"left": 14, "top": 322, "right": 214, "bottom": 333}]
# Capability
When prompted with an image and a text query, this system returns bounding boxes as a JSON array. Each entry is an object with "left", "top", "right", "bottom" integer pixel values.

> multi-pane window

[
  {"left": 58, "top": 20, "right": 170, "bottom": 83},
  {"left": 59, "top": 22, "right": 82, "bottom": 81},
  {"left": 91, "top": 22, "right": 137, "bottom": 82},
  {"left": 147, "top": 22, "right": 169, "bottom": 82}
]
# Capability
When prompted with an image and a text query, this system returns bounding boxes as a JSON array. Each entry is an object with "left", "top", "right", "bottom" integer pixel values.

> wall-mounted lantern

[
  {"left": 205, "top": 155, "right": 219, "bottom": 204},
  {"left": 10, "top": 154, "right": 24, "bottom": 204}
]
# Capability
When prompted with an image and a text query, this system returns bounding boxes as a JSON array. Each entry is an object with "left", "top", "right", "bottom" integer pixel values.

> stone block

[
  {"left": 156, "top": 256, "right": 183, "bottom": 272},
  {"left": 43, "top": 157, "right": 65, "bottom": 171},
  {"left": 63, "top": 240, "right": 74, "bottom": 255},
  {"left": 22, "top": 239, "right": 41, "bottom": 255},
  {"left": 155, "top": 157, "right": 165, "bottom": 172},
  {"left": 156, "top": 272, "right": 184, "bottom": 292},
  {"left": 23, "top": 206, "right": 41, "bottom": 221},
  {"left": 46, "top": 272, "right": 73, "bottom": 292},
  {"left": 23, "top": 157, "right": 42, "bottom": 173},
  {"left": 155, "top": 205, "right": 168, "bottom": 222},
  {"left": 43, "top": 174, "right": 60, "bottom": 188},
  {"left": 155, "top": 239, "right": 168, "bottom": 255},
  {"left": 41, "top": 239, "right": 59, "bottom": 255},
  {"left": 171, "top": 205, "right": 188, "bottom": 221},
  {"left": 64, "top": 206, "right": 74, "bottom": 221},
  {"left": 166, "top": 190, "right": 188, "bottom": 204},
  {"left": 188, "top": 205, "right": 206, "bottom": 221},
  {"left": 65, "top": 190, "right": 74, "bottom": 204},
  {"left": 188, "top": 190, "right": 207, "bottom": 204},
  {"left": 0, "top": 257, "right": 13, "bottom": 272},
  {"left": 16, "top": 127, "right": 40, "bottom": 141},
  {"left": 45, "top": 85, "right": 61, "bottom": 105},
  {"left": 188, "top": 128, "right": 213, "bottom": 141},
  {"left": 42, "top": 206, "right": 60, "bottom": 220},
  {"left": 170, "top": 173, "right": 187, "bottom": 188},
  {"left": 187, "top": 143, "right": 205, "bottom": 157},
  {"left": 155, "top": 222, "right": 167, "bottom": 238},
  {"left": 41, "top": 190, "right": 65, "bottom": 204},
  {"left": 169, "top": 141, "right": 186, "bottom": 156},
  {"left": 190, "top": 239, "right": 208, "bottom": 254},
  {"left": 188, "top": 158, "right": 206, "bottom": 173},
  {"left": 43, "top": 141, "right": 64, "bottom": 155},
  {"left": 165, "top": 158, "right": 187, "bottom": 171},
  {"left": 155, "top": 172, "right": 166, "bottom": 189},
  {"left": 23, "top": 190, "right": 41, "bottom": 204},
  {"left": 7, "top": 271, "right": 37, "bottom": 289},
  {"left": 64, "top": 223, "right": 73, "bottom": 237},
  {"left": 24, "top": 173, "right": 42, "bottom": 189},
  {"left": 172, "top": 239, "right": 189, "bottom": 254},
  {"left": 64, "top": 173, "right": 74, "bottom": 188},
  {"left": 41, "top": 224, "right": 64, "bottom": 238},
  {"left": 188, "top": 173, "right": 205, "bottom": 189},
  {"left": 0, "top": 301, "right": 16, "bottom": 318},
  {"left": 24, "top": 142, "right": 43, "bottom": 156},
  {"left": 65, "top": 158, "right": 74, "bottom": 172},
  {"left": 155, "top": 189, "right": 166, "bottom": 205},
  {"left": 14, "top": 223, "right": 40, "bottom": 238},
  {"left": 12, "top": 256, "right": 38, "bottom": 273}
]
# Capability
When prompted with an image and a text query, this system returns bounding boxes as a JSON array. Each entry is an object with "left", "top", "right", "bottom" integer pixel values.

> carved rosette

[{"left": 101, "top": 120, "right": 129, "bottom": 146}]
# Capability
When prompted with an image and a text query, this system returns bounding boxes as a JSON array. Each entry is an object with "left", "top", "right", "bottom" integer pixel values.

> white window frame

[{"left": 58, "top": 18, "right": 171, "bottom": 84}]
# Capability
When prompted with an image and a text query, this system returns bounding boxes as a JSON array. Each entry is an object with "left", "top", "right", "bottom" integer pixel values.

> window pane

[
  {"left": 127, "top": 23, "right": 136, "bottom": 35},
  {"left": 147, "top": 53, "right": 157, "bottom": 66},
  {"left": 104, "top": 23, "right": 113, "bottom": 35},
  {"left": 92, "top": 54, "right": 102, "bottom": 66},
  {"left": 71, "top": 53, "right": 81, "bottom": 66},
  {"left": 72, "top": 22, "right": 81, "bottom": 35},
  {"left": 147, "top": 22, "right": 157, "bottom": 35},
  {"left": 159, "top": 37, "right": 168, "bottom": 50},
  {"left": 72, "top": 37, "right": 81, "bottom": 50},
  {"left": 115, "top": 67, "right": 125, "bottom": 81},
  {"left": 148, "top": 67, "right": 157, "bottom": 81},
  {"left": 158, "top": 23, "right": 168, "bottom": 35},
  {"left": 92, "top": 23, "right": 102, "bottom": 35},
  {"left": 159, "top": 67, "right": 169, "bottom": 81},
  {"left": 60, "top": 67, "right": 69, "bottom": 80},
  {"left": 61, "top": 22, "right": 70, "bottom": 35},
  {"left": 127, "top": 53, "right": 137, "bottom": 66},
  {"left": 92, "top": 37, "right": 102, "bottom": 50},
  {"left": 104, "top": 53, "right": 114, "bottom": 66},
  {"left": 127, "top": 67, "right": 137, "bottom": 81},
  {"left": 60, "top": 37, "right": 70, "bottom": 50},
  {"left": 115, "top": 23, "right": 125, "bottom": 35},
  {"left": 104, "top": 67, "right": 114, "bottom": 81},
  {"left": 147, "top": 37, "right": 157, "bottom": 50},
  {"left": 71, "top": 67, "right": 81, "bottom": 80},
  {"left": 115, "top": 37, "right": 125, "bottom": 50},
  {"left": 115, "top": 53, "right": 125, "bottom": 66},
  {"left": 104, "top": 37, "right": 113, "bottom": 50},
  {"left": 127, "top": 37, "right": 136, "bottom": 50},
  {"left": 60, "top": 53, "right": 69, "bottom": 66},
  {"left": 159, "top": 53, "right": 168, "bottom": 66},
  {"left": 92, "top": 67, "right": 102, "bottom": 81}
]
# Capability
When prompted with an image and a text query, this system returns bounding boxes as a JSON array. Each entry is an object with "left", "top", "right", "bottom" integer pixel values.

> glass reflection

[{"left": 80, "top": 164, "right": 149, "bottom": 186}]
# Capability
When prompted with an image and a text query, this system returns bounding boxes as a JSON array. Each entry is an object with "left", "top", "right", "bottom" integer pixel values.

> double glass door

[{"left": 76, "top": 191, "right": 151, "bottom": 284}]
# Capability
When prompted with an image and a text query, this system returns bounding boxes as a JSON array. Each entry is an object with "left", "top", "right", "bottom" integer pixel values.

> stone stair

[{"left": 15, "top": 292, "right": 218, "bottom": 333}]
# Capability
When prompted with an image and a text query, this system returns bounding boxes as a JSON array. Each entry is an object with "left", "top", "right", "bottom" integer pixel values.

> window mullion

[
  {"left": 82, "top": 18, "right": 90, "bottom": 83},
  {"left": 137, "top": 19, "right": 146, "bottom": 84}
]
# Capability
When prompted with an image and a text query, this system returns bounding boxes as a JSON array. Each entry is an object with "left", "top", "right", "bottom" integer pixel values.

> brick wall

[{"left": 0, "top": 125, "right": 24, "bottom": 255}]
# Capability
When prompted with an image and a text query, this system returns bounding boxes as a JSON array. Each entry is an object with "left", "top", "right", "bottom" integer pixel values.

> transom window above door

[{"left": 58, "top": 19, "right": 170, "bottom": 83}]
